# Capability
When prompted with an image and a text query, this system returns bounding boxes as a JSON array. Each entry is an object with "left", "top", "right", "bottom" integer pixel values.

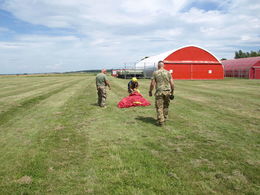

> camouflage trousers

[
  {"left": 97, "top": 86, "right": 107, "bottom": 107},
  {"left": 155, "top": 91, "right": 171, "bottom": 123}
]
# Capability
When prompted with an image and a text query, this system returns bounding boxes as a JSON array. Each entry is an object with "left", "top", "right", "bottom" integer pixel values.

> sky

[{"left": 0, "top": 0, "right": 260, "bottom": 74}]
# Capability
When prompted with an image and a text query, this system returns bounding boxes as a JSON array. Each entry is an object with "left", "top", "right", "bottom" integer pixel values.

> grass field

[{"left": 0, "top": 74, "right": 259, "bottom": 194}]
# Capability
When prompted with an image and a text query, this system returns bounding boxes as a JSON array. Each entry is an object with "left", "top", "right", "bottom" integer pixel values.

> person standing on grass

[
  {"left": 149, "top": 61, "right": 174, "bottom": 126},
  {"left": 96, "top": 69, "right": 111, "bottom": 107}
]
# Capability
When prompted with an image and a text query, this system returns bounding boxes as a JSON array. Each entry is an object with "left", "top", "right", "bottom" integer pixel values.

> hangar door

[
  {"left": 165, "top": 64, "right": 191, "bottom": 79},
  {"left": 164, "top": 61, "right": 223, "bottom": 79}
]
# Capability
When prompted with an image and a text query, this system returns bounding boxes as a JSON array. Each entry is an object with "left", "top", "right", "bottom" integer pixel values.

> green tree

[{"left": 234, "top": 49, "right": 260, "bottom": 58}]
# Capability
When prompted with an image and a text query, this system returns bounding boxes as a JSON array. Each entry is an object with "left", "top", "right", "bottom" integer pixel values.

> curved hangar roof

[
  {"left": 221, "top": 57, "right": 260, "bottom": 71},
  {"left": 135, "top": 45, "right": 221, "bottom": 69}
]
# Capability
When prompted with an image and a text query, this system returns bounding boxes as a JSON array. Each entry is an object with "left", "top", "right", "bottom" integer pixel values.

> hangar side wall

[{"left": 165, "top": 64, "right": 224, "bottom": 79}]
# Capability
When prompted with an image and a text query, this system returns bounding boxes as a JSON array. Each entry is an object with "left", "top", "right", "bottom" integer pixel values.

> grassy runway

[{"left": 0, "top": 74, "right": 259, "bottom": 194}]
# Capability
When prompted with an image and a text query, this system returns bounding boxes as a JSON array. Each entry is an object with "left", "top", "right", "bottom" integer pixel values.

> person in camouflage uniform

[
  {"left": 149, "top": 61, "right": 174, "bottom": 126},
  {"left": 96, "top": 69, "right": 111, "bottom": 107}
]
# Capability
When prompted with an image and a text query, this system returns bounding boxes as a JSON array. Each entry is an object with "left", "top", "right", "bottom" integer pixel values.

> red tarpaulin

[{"left": 117, "top": 91, "right": 151, "bottom": 108}]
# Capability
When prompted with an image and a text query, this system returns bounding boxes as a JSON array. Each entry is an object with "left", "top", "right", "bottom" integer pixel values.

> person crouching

[{"left": 128, "top": 77, "right": 139, "bottom": 94}]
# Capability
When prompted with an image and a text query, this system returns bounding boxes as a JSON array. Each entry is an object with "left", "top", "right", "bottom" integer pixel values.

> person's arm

[
  {"left": 127, "top": 81, "right": 133, "bottom": 93},
  {"left": 149, "top": 73, "right": 155, "bottom": 96},
  {"left": 132, "top": 82, "right": 138, "bottom": 92},
  {"left": 128, "top": 81, "right": 132, "bottom": 93},
  {"left": 105, "top": 79, "right": 111, "bottom": 90},
  {"left": 167, "top": 72, "right": 174, "bottom": 94},
  {"left": 136, "top": 82, "right": 139, "bottom": 88},
  {"left": 149, "top": 79, "right": 155, "bottom": 96},
  {"left": 104, "top": 75, "right": 111, "bottom": 90},
  {"left": 170, "top": 78, "right": 174, "bottom": 94}
]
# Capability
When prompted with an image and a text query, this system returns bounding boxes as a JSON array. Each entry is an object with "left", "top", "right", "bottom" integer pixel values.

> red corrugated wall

[
  {"left": 253, "top": 68, "right": 260, "bottom": 79},
  {"left": 222, "top": 57, "right": 260, "bottom": 79},
  {"left": 252, "top": 61, "right": 260, "bottom": 79},
  {"left": 163, "top": 46, "right": 224, "bottom": 79}
]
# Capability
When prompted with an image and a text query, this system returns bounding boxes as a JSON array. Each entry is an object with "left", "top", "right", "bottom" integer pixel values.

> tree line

[{"left": 234, "top": 50, "right": 260, "bottom": 59}]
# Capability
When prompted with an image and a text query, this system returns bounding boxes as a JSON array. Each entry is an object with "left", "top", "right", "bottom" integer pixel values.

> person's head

[
  {"left": 158, "top": 61, "right": 164, "bottom": 69},
  {"left": 132, "top": 77, "right": 138, "bottom": 82},
  {"left": 101, "top": 69, "right": 107, "bottom": 74}
]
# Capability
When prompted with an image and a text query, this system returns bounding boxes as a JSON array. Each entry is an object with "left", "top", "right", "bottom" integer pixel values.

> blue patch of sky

[
  {"left": 226, "top": 44, "right": 260, "bottom": 53},
  {"left": 240, "top": 46, "right": 260, "bottom": 52},
  {"left": 0, "top": 0, "right": 5, "bottom": 5},
  {"left": 182, "top": 1, "right": 223, "bottom": 12},
  {"left": 0, "top": 9, "right": 83, "bottom": 41}
]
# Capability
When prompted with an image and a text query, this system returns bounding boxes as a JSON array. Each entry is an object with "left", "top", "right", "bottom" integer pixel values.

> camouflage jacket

[{"left": 152, "top": 69, "right": 171, "bottom": 95}]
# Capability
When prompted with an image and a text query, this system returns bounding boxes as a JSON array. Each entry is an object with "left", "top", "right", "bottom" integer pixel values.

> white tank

[{"left": 135, "top": 50, "right": 175, "bottom": 78}]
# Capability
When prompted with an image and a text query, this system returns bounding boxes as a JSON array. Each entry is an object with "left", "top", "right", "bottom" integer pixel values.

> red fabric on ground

[{"left": 117, "top": 91, "right": 151, "bottom": 108}]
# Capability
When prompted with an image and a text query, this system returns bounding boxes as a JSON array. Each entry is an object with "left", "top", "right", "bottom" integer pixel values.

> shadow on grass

[
  {"left": 90, "top": 103, "right": 99, "bottom": 107},
  {"left": 136, "top": 116, "right": 157, "bottom": 125}
]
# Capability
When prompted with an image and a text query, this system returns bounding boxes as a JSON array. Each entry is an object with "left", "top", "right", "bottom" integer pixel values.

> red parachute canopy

[{"left": 118, "top": 91, "right": 151, "bottom": 108}]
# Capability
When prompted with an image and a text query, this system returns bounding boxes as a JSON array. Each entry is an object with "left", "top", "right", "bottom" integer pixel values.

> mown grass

[{"left": 0, "top": 75, "right": 259, "bottom": 194}]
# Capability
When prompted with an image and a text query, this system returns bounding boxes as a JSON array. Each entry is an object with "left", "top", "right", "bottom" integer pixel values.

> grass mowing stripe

[
  {"left": 0, "top": 77, "right": 81, "bottom": 101},
  {"left": 178, "top": 81, "right": 260, "bottom": 102},
  {"left": 0, "top": 78, "right": 68, "bottom": 99},
  {"left": 178, "top": 93, "right": 259, "bottom": 125},
  {"left": 175, "top": 84, "right": 260, "bottom": 119},
  {"left": 164, "top": 93, "right": 259, "bottom": 193},
  {"left": 0, "top": 77, "right": 83, "bottom": 114},
  {"left": 40, "top": 79, "right": 101, "bottom": 193},
  {"left": 17, "top": 78, "right": 95, "bottom": 194},
  {"left": 179, "top": 87, "right": 260, "bottom": 109},
  {"left": 173, "top": 95, "right": 259, "bottom": 143},
  {"left": 0, "top": 78, "right": 91, "bottom": 194},
  {"left": 0, "top": 76, "right": 60, "bottom": 93},
  {"left": 0, "top": 79, "right": 83, "bottom": 126}
]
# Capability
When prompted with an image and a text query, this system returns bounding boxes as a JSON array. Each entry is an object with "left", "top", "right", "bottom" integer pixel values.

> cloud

[
  {"left": 0, "top": 42, "right": 25, "bottom": 49},
  {"left": 0, "top": 0, "right": 259, "bottom": 74},
  {"left": 1, "top": 0, "right": 190, "bottom": 27},
  {"left": 0, "top": 27, "right": 10, "bottom": 32},
  {"left": 16, "top": 35, "right": 79, "bottom": 42}
]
